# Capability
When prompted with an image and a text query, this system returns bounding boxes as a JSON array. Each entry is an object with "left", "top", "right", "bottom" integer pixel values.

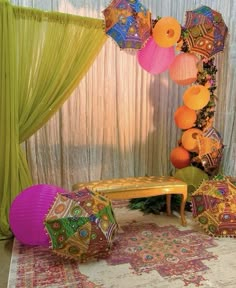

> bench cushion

[{"left": 72, "top": 176, "right": 186, "bottom": 195}]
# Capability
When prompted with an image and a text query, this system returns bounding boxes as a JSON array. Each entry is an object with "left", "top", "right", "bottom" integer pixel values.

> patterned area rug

[
  {"left": 8, "top": 206, "right": 236, "bottom": 288},
  {"left": 107, "top": 221, "right": 217, "bottom": 286}
]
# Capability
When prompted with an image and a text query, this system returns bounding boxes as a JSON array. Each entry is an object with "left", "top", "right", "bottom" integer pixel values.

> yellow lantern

[
  {"left": 183, "top": 85, "right": 210, "bottom": 110},
  {"left": 181, "top": 128, "right": 202, "bottom": 152},
  {"left": 170, "top": 146, "right": 191, "bottom": 169},
  {"left": 174, "top": 106, "right": 197, "bottom": 130},
  {"left": 152, "top": 17, "right": 181, "bottom": 48},
  {"left": 169, "top": 53, "right": 199, "bottom": 86}
]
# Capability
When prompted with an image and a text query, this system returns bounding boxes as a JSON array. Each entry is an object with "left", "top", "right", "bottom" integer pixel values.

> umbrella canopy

[
  {"left": 44, "top": 188, "right": 119, "bottom": 262},
  {"left": 103, "top": 0, "right": 151, "bottom": 50},
  {"left": 192, "top": 179, "right": 236, "bottom": 237},
  {"left": 197, "top": 127, "right": 224, "bottom": 176},
  {"left": 184, "top": 6, "right": 228, "bottom": 58}
]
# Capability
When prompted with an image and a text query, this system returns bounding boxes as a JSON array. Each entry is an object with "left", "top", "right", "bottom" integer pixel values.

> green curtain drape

[{"left": 0, "top": 0, "right": 107, "bottom": 239}]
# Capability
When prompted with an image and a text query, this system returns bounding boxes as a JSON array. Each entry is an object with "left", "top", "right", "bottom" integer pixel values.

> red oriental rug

[{"left": 8, "top": 207, "right": 236, "bottom": 288}]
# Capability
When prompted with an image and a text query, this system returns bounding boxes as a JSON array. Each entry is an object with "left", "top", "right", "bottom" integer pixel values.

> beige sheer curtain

[{"left": 14, "top": 0, "right": 236, "bottom": 191}]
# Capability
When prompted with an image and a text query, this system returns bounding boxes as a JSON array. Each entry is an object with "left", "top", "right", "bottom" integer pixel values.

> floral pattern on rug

[
  {"left": 107, "top": 221, "right": 218, "bottom": 286},
  {"left": 14, "top": 242, "right": 102, "bottom": 288}
]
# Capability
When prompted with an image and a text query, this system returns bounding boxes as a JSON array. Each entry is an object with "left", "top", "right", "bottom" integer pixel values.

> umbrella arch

[{"left": 2, "top": 0, "right": 232, "bottom": 238}]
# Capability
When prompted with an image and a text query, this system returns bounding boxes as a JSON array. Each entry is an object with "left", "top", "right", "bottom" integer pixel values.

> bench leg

[
  {"left": 166, "top": 194, "right": 171, "bottom": 216},
  {"left": 180, "top": 192, "right": 187, "bottom": 226},
  {"left": 166, "top": 193, "right": 187, "bottom": 226}
]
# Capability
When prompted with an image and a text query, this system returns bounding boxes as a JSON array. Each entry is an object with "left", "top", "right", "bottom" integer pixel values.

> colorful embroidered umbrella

[
  {"left": 44, "top": 188, "right": 119, "bottom": 262},
  {"left": 184, "top": 6, "right": 228, "bottom": 58},
  {"left": 192, "top": 179, "right": 236, "bottom": 237},
  {"left": 103, "top": 0, "right": 151, "bottom": 50},
  {"left": 197, "top": 127, "right": 224, "bottom": 176}
]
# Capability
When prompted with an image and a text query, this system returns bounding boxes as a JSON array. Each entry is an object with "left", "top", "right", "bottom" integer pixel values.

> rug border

[{"left": 7, "top": 237, "right": 17, "bottom": 288}]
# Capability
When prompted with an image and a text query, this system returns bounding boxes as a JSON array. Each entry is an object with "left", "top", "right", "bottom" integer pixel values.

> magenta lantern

[
  {"left": 137, "top": 36, "right": 175, "bottom": 74},
  {"left": 9, "top": 184, "right": 67, "bottom": 246}
]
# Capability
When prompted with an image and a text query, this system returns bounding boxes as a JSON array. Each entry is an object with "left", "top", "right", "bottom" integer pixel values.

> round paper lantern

[
  {"left": 183, "top": 85, "right": 210, "bottom": 110},
  {"left": 152, "top": 17, "right": 181, "bottom": 48},
  {"left": 169, "top": 53, "right": 199, "bottom": 85},
  {"left": 174, "top": 105, "right": 197, "bottom": 130},
  {"left": 9, "top": 184, "right": 67, "bottom": 246},
  {"left": 137, "top": 36, "right": 175, "bottom": 74},
  {"left": 170, "top": 146, "right": 191, "bottom": 169},
  {"left": 181, "top": 128, "right": 202, "bottom": 152}
]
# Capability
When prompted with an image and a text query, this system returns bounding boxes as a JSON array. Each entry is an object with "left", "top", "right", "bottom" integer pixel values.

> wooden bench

[{"left": 72, "top": 176, "right": 188, "bottom": 226}]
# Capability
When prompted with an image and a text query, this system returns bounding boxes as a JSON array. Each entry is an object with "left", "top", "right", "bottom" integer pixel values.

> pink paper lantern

[
  {"left": 169, "top": 53, "right": 199, "bottom": 85},
  {"left": 137, "top": 36, "right": 175, "bottom": 74},
  {"left": 9, "top": 184, "right": 67, "bottom": 246}
]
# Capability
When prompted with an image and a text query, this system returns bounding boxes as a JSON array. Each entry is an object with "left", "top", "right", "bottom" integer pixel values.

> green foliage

[
  {"left": 128, "top": 195, "right": 185, "bottom": 215},
  {"left": 195, "top": 58, "right": 218, "bottom": 130}
]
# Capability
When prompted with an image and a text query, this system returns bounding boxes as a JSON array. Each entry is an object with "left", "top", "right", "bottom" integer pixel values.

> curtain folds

[{"left": 0, "top": 0, "right": 107, "bottom": 238}]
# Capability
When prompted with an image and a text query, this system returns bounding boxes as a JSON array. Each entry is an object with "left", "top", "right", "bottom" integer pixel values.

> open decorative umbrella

[
  {"left": 184, "top": 6, "right": 228, "bottom": 58},
  {"left": 44, "top": 188, "right": 119, "bottom": 262},
  {"left": 197, "top": 127, "right": 224, "bottom": 176},
  {"left": 192, "top": 179, "right": 236, "bottom": 237},
  {"left": 103, "top": 0, "right": 151, "bottom": 50}
]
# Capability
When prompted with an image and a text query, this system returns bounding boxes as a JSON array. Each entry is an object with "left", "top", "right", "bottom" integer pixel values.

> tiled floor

[{"left": 0, "top": 239, "right": 13, "bottom": 288}]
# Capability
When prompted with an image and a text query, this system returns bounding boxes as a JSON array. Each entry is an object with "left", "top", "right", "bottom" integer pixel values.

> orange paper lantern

[
  {"left": 169, "top": 53, "right": 199, "bottom": 86},
  {"left": 174, "top": 106, "right": 197, "bottom": 130},
  {"left": 181, "top": 128, "right": 202, "bottom": 152},
  {"left": 170, "top": 146, "right": 191, "bottom": 169},
  {"left": 183, "top": 85, "right": 210, "bottom": 110},
  {"left": 152, "top": 17, "right": 181, "bottom": 48}
]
